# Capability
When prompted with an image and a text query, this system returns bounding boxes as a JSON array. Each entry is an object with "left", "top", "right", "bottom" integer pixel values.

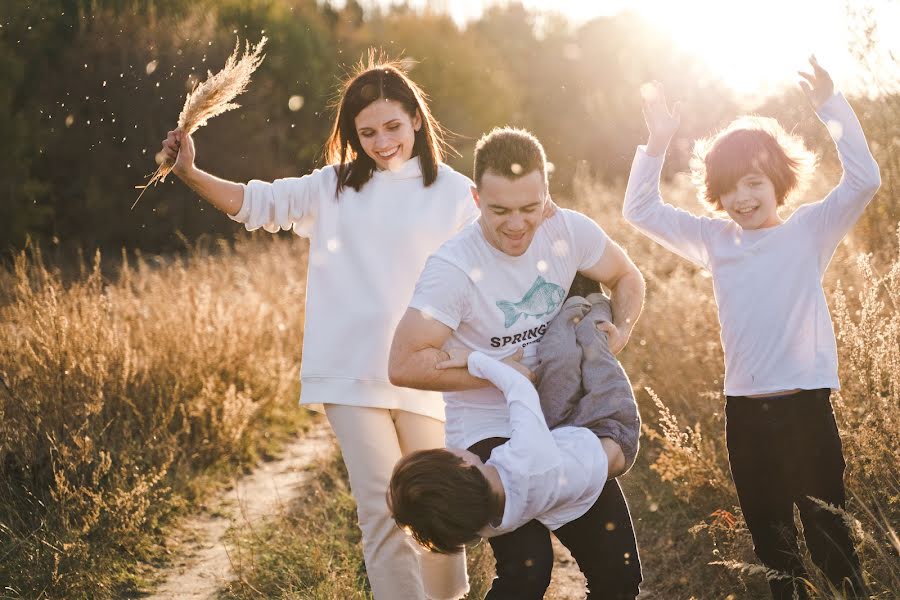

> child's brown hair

[
  {"left": 690, "top": 115, "right": 817, "bottom": 211},
  {"left": 387, "top": 448, "right": 493, "bottom": 554}
]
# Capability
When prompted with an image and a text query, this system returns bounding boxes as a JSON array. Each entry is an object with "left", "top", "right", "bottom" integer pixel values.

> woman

[{"left": 160, "top": 54, "right": 478, "bottom": 600}]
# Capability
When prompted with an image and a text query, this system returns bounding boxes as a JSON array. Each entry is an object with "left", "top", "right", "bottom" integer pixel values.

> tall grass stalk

[{"left": 133, "top": 36, "right": 267, "bottom": 208}]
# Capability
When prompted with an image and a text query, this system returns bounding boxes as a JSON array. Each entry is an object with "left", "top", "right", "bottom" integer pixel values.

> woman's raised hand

[
  {"left": 798, "top": 55, "right": 834, "bottom": 110},
  {"left": 161, "top": 128, "right": 195, "bottom": 176}
]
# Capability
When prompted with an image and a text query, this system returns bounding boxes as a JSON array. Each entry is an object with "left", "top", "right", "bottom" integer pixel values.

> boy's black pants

[
  {"left": 725, "top": 389, "right": 867, "bottom": 600},
  {"left": 469, "top": 437, "right": 642, "bottom": 600}
]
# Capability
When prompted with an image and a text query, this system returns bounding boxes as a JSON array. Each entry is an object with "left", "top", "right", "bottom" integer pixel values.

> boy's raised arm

[
  {"left": 641, "top": 81, "right": 681, "bottom": 158},
  {"left": 622, "top": 82, "right": 710, "bottom": 268},
  {"left": 800, "top": 57, "right": 881, "bottom": 251}
]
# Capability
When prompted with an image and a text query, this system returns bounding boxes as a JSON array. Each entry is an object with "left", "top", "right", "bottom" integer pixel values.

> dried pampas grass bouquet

[{"left": 133, "top": 36, "right": 267, "bottom": 209}]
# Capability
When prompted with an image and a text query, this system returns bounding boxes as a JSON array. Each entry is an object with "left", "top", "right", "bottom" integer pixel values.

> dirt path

[
  {"left": 142, "top": 418, "right": 335, "bottom": 599},
  {"left": 141, "top": 416, "right": 653, "bottom": 599}
]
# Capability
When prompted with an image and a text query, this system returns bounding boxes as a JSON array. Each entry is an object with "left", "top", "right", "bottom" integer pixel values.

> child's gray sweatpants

[{"left": 536, "top": 292, "right": 641, "bottom": 471}]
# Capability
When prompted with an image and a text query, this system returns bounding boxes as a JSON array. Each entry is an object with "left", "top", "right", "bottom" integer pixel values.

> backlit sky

[{"left": 338, "top": 0, "right": 900, "bottom": 98}]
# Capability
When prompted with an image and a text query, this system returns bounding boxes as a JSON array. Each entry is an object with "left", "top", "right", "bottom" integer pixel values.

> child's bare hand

[
  {"left": 798, "top": 55, "right": 834, "bottom": 109},
  {"left": 500, "top": 348, "right": 536, "bottom": 384},
  {"left": 640, "top": 81, "right": 681, "bottom": 156},
  {"left": 435, "top": 347, "right": 471, "bottom": 370}
]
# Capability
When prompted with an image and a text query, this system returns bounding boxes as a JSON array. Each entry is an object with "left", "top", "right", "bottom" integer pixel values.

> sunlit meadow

[
  {"left": 2, "top": 1, "right": 898, "bottom": 599},
  {"left": 1, "top": 148, "right": 897, "bottom": 599},
  {"left": 0, "top": 238, "right": 312, "bottom": 597}
]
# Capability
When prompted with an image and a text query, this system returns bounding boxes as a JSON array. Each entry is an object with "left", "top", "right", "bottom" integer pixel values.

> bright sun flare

[
  {"left": 436, "top": 0, "right": 900, "bottom": 98},
  {"left": 629, "top": 0, "right": 849, "bottom": 96}
]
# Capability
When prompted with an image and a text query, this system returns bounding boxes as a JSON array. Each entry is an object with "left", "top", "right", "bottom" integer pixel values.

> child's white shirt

[
  {"left": 229, "top": 158, "right": 479, "bottom": 420},
  {"left": 465, "top": 352, "right": 608, "bottom": 536},
  {"left": 623, "top": 92, "right": 881, "bottom": 396},
  {"left": 409, "top": 209, "right": 608, "bottom": 448}
]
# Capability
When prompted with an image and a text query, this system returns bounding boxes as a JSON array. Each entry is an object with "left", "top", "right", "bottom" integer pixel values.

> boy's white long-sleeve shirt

[
  {"left": 229, "top": 158, "right": 479, "bottom": 419},
  {"left": 623, "top": 93, "right": 881, "bottom": 396},
  {"left": 466, "top": 352, "right": 608, "bottom": 536}
]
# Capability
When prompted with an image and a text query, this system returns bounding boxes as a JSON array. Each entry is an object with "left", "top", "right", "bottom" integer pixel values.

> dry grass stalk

[{"left": 132, "top": 36, "right": 267, "bottom": 209}]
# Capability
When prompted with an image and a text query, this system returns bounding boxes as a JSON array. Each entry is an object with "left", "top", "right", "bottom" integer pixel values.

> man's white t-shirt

[{"left": 409, "top": 208, "right": 608, "bottom": 448}]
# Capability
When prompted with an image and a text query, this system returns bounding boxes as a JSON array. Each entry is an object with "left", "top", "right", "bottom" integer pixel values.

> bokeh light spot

[
  {"left": 552, "top": 239, "right": 570, "bottom": 257},
  {"left": 288, "top": 95, "right": 304, "bottom": 111}
]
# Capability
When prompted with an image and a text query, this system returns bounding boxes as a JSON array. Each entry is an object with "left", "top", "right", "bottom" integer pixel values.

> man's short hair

[
  {"left": 388, "top": 448, "right": 493, "bottom": 554},
  {"left": 473, "top": 127, "right": 547, "bottom": 187}
]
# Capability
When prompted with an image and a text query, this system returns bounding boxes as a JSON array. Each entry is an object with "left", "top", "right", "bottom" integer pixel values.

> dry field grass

[
  {"left": 1, "top": 109, "right": 898, "bottom": 598},
  {"left": 0, "top": 237, "right": 312, "bottom": 598}
]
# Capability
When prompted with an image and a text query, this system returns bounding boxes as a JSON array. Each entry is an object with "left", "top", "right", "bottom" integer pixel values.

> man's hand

[
  {"left": 579, "top": 240, "right": 645, "bottom": 355},
  {"left": 641, "top": 81, "right": 681, "bottom": 157},
  {"left": 596, "top": 321, "right": 630, "bottom": 355},
  {"left": 798, "top": 55, "right": 834, "bottom": 110}
]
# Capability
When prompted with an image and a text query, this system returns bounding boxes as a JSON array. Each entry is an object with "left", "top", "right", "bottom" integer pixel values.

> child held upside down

[{"left": 388, "top": 291, "right": 641, "bottom": 597}]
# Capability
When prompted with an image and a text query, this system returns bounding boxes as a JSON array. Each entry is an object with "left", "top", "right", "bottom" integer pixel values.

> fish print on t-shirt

[{"left": 495, "top": 275, "right": 566, "bottom": 328}]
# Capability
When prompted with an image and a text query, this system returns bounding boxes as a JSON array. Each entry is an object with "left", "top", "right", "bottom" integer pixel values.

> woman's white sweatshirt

[{"left": 230, "top": 158, "right": 478, "bottom": 419}]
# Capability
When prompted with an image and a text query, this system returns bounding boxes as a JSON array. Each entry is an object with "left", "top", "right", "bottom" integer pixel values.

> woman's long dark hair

[{"left": 324, "top": 51, "right": 451, "bottom": 195}]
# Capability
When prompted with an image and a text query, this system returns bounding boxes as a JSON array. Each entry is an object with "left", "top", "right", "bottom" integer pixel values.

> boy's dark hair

[
  {"left": 473, "top": 127, "right": 547, "bottom": 187},
  {"left": 690, "top": 115, "right": 817, "bottom": 210},
  {"left": 387, "top": 448, "right": 493, "bottom": 554},
  {"left": 325, "top": 50, "right": 450, "bottom": 195}
]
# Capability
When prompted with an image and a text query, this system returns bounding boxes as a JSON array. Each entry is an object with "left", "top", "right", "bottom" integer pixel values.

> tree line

[{"left": 1, "top": 0, "right": 895, "bottom": 255}]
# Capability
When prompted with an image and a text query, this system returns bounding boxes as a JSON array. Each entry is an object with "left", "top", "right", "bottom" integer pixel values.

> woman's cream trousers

[{"left": 325, "top": 404, "right": 469, "bottom": 599}]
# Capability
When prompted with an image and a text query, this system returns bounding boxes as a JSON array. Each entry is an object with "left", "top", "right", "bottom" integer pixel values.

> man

[{"left": 389, "top": 127, "right": 645, "bottom": 599}]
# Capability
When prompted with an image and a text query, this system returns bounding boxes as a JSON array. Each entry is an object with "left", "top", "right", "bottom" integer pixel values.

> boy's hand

[
  {"left": 499, "top": 348, "right": 536, "bottom": 384},
  {"left": 434, "top": 347, "right": 472, "bottom": 370},
  {"left": 798, "top": 55, "right": 834, "bottom": 110},
  {"left": 640, "top": 81, "right": 681, "bottom": 157},
  {"left": 436, "top": 347, "right": 536, "bottom": 384}
]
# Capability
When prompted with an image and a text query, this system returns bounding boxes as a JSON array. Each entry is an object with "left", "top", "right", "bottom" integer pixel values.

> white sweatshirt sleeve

[
  {"left": 622, "top": 147, "right": 712, "bottom": 268},
  {"left": 229, "top": 167, "right": 332, "bottom": 234},
  {"left": 803, "top": 93, "right": 882, "bottom": 265},
  {"left": 466, "top": 352, "right": 559, "bottom": 470}
]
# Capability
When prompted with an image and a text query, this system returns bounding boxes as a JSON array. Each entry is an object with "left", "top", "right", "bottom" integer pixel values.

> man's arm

[
  {"left": 388, "top": 308, "right": 491, "bottom": 392},
  {"left": 578, "top": 239, "right": 645, "bottom": 354}
]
